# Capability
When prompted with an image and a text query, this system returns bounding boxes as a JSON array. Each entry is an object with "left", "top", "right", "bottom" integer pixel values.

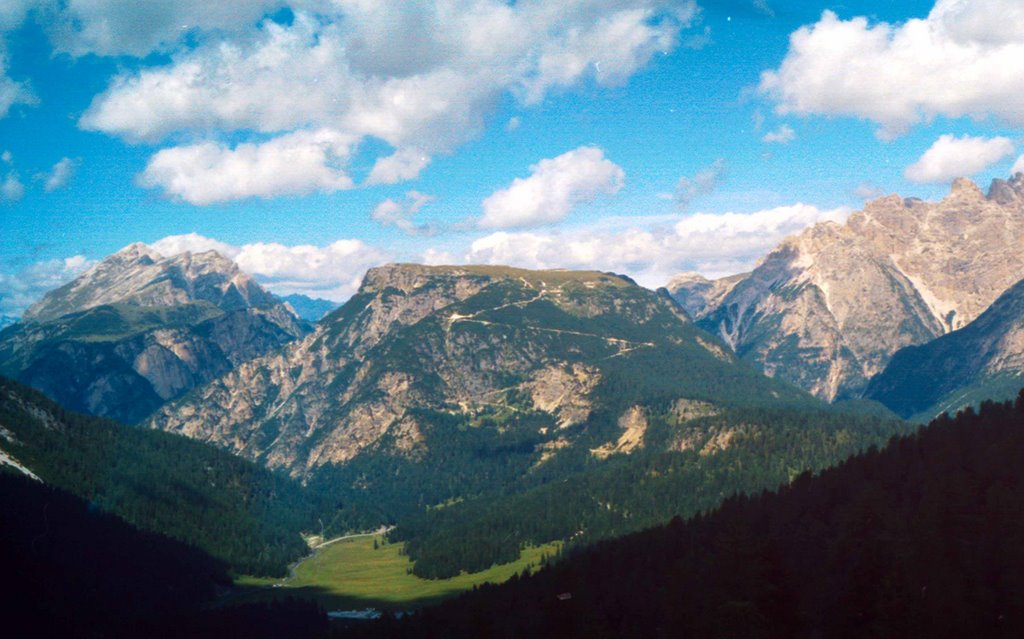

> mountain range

[
  {"left": 149, "top": 264, "right": 808, "bottom": 476},
  {"left": 5, "top": 173, "right": 1024, "bottom": 626}
]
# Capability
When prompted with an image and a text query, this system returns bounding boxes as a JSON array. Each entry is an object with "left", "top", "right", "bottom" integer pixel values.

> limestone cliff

[
  {"left": 673, "top": 174, "right": 1024, "bottom": 401},
  {"left": 865, "top": 276, "right": 1024, "bottom": 420},
  {"left": 150, "top": 264, "right": 806, "bottom": 475},
  {"left": 0, "top": 245, "right": 308, "bottom": 423}
]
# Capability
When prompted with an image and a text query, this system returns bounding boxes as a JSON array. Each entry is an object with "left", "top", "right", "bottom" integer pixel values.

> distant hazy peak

[
  {"left": 23, "top": 244, "right": 280, "bottom": 323},
  {"left": 987, "top": 172, "right": 1024, "bottom": 207}
]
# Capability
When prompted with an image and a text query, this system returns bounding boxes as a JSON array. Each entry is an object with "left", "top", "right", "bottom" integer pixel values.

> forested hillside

[
  {"left": 350, "top": 392, "right": 1024, "bottom": 638},
  {"left": 386, "top": 405, "right": 906, "bottom": 577},
  {"left": 0, "top": 376, "right": 319, "bottom": 575}
]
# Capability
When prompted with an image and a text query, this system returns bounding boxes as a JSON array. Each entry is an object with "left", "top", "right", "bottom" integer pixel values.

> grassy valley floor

[{"left": 234, "top": 534, "right": 560, "bottom": 612}]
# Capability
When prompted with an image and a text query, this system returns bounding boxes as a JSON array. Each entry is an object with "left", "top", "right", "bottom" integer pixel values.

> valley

[
  {"left": 236, "top": 534, "right": 560, "bottom": 612},
  {"left": 6, "top": 2, "right": 1024, "bottom": 636}
]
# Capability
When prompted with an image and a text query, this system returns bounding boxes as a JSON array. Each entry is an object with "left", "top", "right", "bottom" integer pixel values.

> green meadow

[{"left": 234, "top": 535, "right": 560, "bottom": 612}]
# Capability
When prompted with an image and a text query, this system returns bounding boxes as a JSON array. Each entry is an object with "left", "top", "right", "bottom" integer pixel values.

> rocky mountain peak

[
  {"left": 151, "top": 263, "right": 794, "bottom": 475},
  {"left": 949, "top": 176, "right": 984, "bottom": 199},
  {"left": 23, "top": 244, "right": 282, "bottom": 322},
  {"left": 988, "top": 172, "right": 1024, "bottom": 207},
  {"left": 4, "top": 244, "right": 310, "bottom": 423},
  {"left": 682, "top": 173, "right": 1024, "bottom": 401},
  {"left": 111, "top": 242, "right": 162, "bottom": 265}
]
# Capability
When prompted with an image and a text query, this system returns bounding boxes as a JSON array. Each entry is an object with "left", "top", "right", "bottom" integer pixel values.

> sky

[{"left": 1, "top": 0, "right": 1023, "bottom": 316}]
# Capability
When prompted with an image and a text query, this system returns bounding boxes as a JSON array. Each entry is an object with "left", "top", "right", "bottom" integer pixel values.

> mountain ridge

[
  {"left": 671, "top": 173, "right": 1024, "bottom": 401},
  {"left": 865, "top": 275, "right": 1024, "bottom": 420},
  {"left": 0, "top": 244, "right": 308, "bottom": 423},
  {"left": 149, "top": 262, "right": 807, "bottom": 475}
]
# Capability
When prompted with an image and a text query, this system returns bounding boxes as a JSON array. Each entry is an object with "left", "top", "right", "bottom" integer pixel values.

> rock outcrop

[
  {"left": 864, "top": 276, "right": 1024, "bottom": 420},
  {"left": 150, "top": 264, "right": 806, "bottom": 476},
  {"left": 672, "top": 174, "right": 1024, "bottom": 401},
  {"left": 0, "top": 245, "right": 308, "bottom": 423}
]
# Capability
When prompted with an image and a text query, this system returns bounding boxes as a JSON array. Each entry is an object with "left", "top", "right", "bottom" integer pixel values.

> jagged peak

[
  {"left": 24, "top": 243, "right": 281, "bottom": 322},
  {"left": 111, "top": 242, "right": 163, "bottom": 263},
  {"left": 666, "top": 271, "right": 711, "bottom": 289},
  {"left": 988, "top": 172, "right": 1024, "bottom": 206},
  {"left": 948, "top": 176, "right": 984, "bottom": 199}
]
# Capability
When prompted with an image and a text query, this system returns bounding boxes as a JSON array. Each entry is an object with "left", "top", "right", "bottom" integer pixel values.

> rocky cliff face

[
  {"left": 673, "top": 174, "right": 1024, "bottom": 401},
  {"left": 0, "top": 245, "right": 308, "bottom": 423},
  {"left": 150, "top": 264, "right": 806, "bottom": 476},
  {"left": 864, "top": 276, "right": 1024, "bottom": 420},
  {"left": 23, "top": 243, "right": 280, "bottom": 322},
  {"left": 665, "top": 272, "right": 747, "bottom": 319}
]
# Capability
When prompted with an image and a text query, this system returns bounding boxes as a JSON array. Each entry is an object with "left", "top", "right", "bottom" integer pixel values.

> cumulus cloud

[
  {"left": 372, "top": 191, "right": 437, "bottom": 236},
  {"left": 479, "top": 146, "right": 625, "bottom": 229},
  {"left": 674, "top": 158, "right": 725, "bottom": 209},
  {"left": 149, "top": 232, "right": 239, "bottom": 258},
  {"left": 464, "top": 203, "right": 851, "bottom": 287},
  {"left": 80, "top": 2, "right": 696, "bottom": 202},
  {"left": 138, "top": 128, "right": 356, "bottom": 204},
  {"left": 44, "top": 0, "right": 290, "bottom": 57},
  {"left": 234, "top": 239, "right": 389, "bottom": 300},
  {"left": 762, "top": 124, "right": 794, "bottom": 144},
  {"left": 148, "top": 233, "right": 389, "bottom": 301},
  {"left": 760, "top": 2, "right": 1024, "bottom": 138},
  {"left": 904, "top": 134, "right": 1015, "bottom": 183},
  {"left": 0, "top": 255, "right": 93, "bottom": 317},
  {"left": 365, "top": 148, "right": 430, "bottom": 186},
  {"left": 41, "top": 157, "right": 78, "bottom": 192}
]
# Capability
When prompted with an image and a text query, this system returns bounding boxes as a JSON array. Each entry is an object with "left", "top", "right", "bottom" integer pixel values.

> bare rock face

[
  {"left": 150, "top": 264, "right": 803, "bottom": 476},
  {"left": 0, "top": 245, "right": 308, "bottom": 423},
  {"left": 865, "top": 275, "right": 1024, "bottom": 420},
  {"left": 23, "top": 243, "right": 281, "bottom": 322},
  {"left": 666, "top": 272, "right": 747, "bottom": 319},
  {"left": 681, "top": 174, "right": 1024, "bottom": 401}
]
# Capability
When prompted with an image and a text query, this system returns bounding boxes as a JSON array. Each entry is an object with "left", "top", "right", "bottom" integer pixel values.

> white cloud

[
  {"left": 234, "top": 239, "right": 389, "bottom": 300},
  {"left": 762, "top": 123, "right": 794, "bottom": 144},
  {"left": 138, "top": 128, "right": 356, "bottom": 204},
  {"left": 464, "top": 203, "right": 851, "bottom": 287},
  {"left": 1012, "top": 155, "right": 1024, "bottom": 176},
  {"left": 904, "top": 134, "right": 1015, "bottom": 183},
  {"left": 45, "top": 0, "right": 290, "bottom": 57},
  {"left": 760, "top": 2, "right": 1024, "bottom": 138},
  {"left": 0, "top": 49, "right": 36, "bottom": 119},
  {"left": 0, "top": 255, "right": 94, "bottom": 317},
  {"left": 479, "top": 146, "right": 625, "bottom": 229},
  {"left": 80, "top": 2, "right": 696, "bottom": 202},
  {"left": 674, "top": 158, "right": 725, "bottom": 208},
  {"left": 42, "top": 157, "right": 77, "bottom": 191},
  {"left": 372, "top": 191, "right": 437, "bottom": 236},
  {"left": 148, "top": 233, "right": 389, "bottom": 301},
  {"left": 365, "top": 148, "right": 430, "bottom": 186},
  {"left": 506, "top": 116, "right": 521, "bottom": 132},
  {"left": 149, "top": 232, "right": 239, "bottom": 258},
  {"left": 1, "top": 172, "right": 23, "bottom": 201}
]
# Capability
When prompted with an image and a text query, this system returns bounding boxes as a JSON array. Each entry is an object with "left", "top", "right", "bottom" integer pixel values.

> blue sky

[{"left": 1, "top": 0, "right": 1023, "bottom": 315}]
